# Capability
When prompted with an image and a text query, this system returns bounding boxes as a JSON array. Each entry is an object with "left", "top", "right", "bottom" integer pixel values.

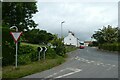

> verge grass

[
  {"left": 3, "top": 56, "right": 65, "bottom": 78},
  {"left": 3, "top": 43, "right": 77, "bottom": 78}
]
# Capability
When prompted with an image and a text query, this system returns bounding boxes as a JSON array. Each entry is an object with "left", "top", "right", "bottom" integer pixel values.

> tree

[
  {"left": 2, "top": 2, "right": 38, "bottom": 31},
  {"left": 50, "top": 35, "right": 66, "bottom": 57},
  {"left": 23, "top": 29, "right": 54, "bottom": 44},
  {"left": 92, "top": 25, "right": 118, "bottom": 44}
]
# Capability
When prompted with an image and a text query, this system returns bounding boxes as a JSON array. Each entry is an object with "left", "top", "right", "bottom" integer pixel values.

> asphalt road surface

[{"left": 24, "top": 47, "right": 118, "bottom": 78}]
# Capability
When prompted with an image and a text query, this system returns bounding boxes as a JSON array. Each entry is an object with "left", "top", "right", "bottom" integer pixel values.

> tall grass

[{"left": 3, "top": 56, "right": 65, "bottom": 78}]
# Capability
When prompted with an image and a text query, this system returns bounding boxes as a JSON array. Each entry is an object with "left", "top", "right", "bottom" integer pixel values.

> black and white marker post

[
  {"left": 42, "top": 47, "right": 47, "bottom": 60},
  {"left": 37, "top": 47, "right": 43, "bottom": 61}
]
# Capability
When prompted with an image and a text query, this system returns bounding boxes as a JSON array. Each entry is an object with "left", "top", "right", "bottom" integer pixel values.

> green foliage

[
  {"left": 92, "top": 25, "right": 118, "bottom": 44},
  {"left": 23, "top": 29, "right": 54, "bottom": 44},
  {"left": 65, "top": 45, "right": 77, "bottom": 53},
  {"left": 51, "top": 36, "right": 66, "bottom": 57},
  {"left": 18, "top": 45, "right": 38, "bottom": 64},
  {"left": 3, "top": 56, "right": 65, "bottom": 78},
  {"left": 18, "top": 45, "right": 34, "bottom": 55},
  {"left": 2, "top": 27, "right": 15, "bottom": 66},
  {"left": 18, "top": 54, "right": 31, "bottom": 65},
  {"left": 118, "top": 28, "right": 120, "bottom": 42},
  {"left": 99, "top": 43, "right": 120, "bottom": 51},
  {"left": 88, "top": 41, "right": 98, "bottom": 47},
  {"left": 46, "top": 47, "right": 57, "bottom": 59},
  {"left": 2, "top": 2, "right": 38, "bottom": 31}
]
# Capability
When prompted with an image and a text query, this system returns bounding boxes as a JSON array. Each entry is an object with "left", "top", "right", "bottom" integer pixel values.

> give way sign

[{"left": 10, "top": 32, "right": 22, "bottom": 43}]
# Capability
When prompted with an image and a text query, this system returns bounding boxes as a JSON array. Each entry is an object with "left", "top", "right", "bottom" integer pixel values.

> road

[{"left": 24, "top": 47, "right": 118, "bottom": 78}]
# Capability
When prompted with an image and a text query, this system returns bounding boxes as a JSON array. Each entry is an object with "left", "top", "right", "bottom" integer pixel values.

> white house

[{"left": 64, "top": 31, "right": 80, "bottom": 47}]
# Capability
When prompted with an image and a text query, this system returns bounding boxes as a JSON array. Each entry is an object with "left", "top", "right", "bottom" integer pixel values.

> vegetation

[
  {"left": 99, "top": 43, "right": 120, "bottom": 51},
  {"left": 22, "top": 29, "right": 54, "bottom": 44},
  {"left": 51, "top": 37, "right": 66, "bottom": 57},
  {"left": 2, "top": 2, "right": 78, "bottom": 78},
  {"left": 2, "top": 2, "right": 38, "bottom": 31},
  {"left": 2, "top": 27, "right": 15, "bottom": 66},
  {"left": 92, "top": 25, "right": 119, "bottom": 51},
  {"left": 65, "top": 45, "right": 77, "bottom": 53},
  {"left": 3, "top": 56, "right": 65, "bottom": 78},
  {"left": 3, "top": 42, "right": 77, "bottom": 78}
]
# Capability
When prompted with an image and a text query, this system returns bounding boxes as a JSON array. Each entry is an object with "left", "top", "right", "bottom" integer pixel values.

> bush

[
  {"left": 46, "top": 47, "right": 57, "bottom": 59},
  {"left": 2, "top": 27, "right": 16, "bottom": 66},
  {"left": 51, "top": 37, "right": 66, "bottom": 57},
  {"left": 99, "top": 43, "right": 120, "bottom": 51},
  {"left": 18, "top": 54, "right": 31, "bottom": 65},
  {"left": 18, "top": 45, "right": 35, "bottom": 55},
  {"left": 18, "top": 45, "right": 38, "bottom": 65}
]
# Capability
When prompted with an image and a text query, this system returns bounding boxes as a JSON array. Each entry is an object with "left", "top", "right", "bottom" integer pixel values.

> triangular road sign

[{"left": 10, "top": 32, "right": 22, "bottom": 43}]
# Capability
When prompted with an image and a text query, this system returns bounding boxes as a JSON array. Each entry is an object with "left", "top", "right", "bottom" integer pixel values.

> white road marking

[
  {"left": 96, "top": 63, "right": 100, "bottom": 66},
  {"left": 55, "top": 69, "right": 82, "bottom": 78},
  {"left": 46, "top": 68, "right": 67, "bottom": 78},
  {"left": 73, "top": 56, "right": 116, "bottom": 71},
  {"left": 87, "top": 61, "right": 91, "bottom": 63},
  {"left": 112, "top": 65, "right": 116, "bottom": 67},
  {"left": 45, "top": 68, "right": 82, "bottom": 78},
  {"left": 99, "top": 63, "right": 104, "bottom": 65},
  {"left": 106, "top": 64, "right": 111, "bottom": 66},
  {"left": 85, "top": 60, "right": 89, "bottom": 62},
  {"left": 91, "top": 61, "right": 95, "bottom": 63}
]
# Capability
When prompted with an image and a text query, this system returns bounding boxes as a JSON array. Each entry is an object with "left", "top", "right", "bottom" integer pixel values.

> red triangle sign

[{"left": 10, "top": 32, "right": 22, "bottom": 43}]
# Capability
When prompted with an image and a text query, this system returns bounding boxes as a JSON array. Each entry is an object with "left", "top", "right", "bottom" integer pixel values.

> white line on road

[
  {"left": 55, "top": 69, "right": 82, "bottom": 78},
  {"left": 45, "top": 68, "right": 67, "bottom": 78},
  {"left": 87, "top": 61, "right": 91, "bottom": 63},
  {"left": 45, "top": 68, "right": 82, "bottom": 78},
  {"left": 90, "top": 61, "right": 95, "bottom": 63},
  {"left": 96, "top": 63, "right": 100, "bottom": 66}
]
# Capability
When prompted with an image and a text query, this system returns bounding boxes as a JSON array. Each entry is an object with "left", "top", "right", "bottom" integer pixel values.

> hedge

[
  {"left": 2, "top": 27, "right": 15, "bottom": 66},
  {"left": 99, "top": 43, "right": 120, "bottom": 51}
]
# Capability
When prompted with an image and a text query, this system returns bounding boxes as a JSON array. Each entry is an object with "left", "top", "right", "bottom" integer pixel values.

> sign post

[
  {"left": 10, "top": 32, "right": 22, "bottom": 68},
  {"left": 37, "top": 47, "right": 43, "bottom": 61},
  {"left": 42, "top": 47, "right": 47, "bottom": 60}
]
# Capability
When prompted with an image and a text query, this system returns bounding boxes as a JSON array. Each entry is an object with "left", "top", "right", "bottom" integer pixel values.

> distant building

[
  {"left": 64, "top": 31, "right": 80, "bottom": 47},
  {"left": 84, "top": 41, "right": 92, "bottom": 46}
]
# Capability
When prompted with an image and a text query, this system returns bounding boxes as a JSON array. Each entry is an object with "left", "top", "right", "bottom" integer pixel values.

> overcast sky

[{"left": 33, "top": 0, "right": 119, "bottom": 41}]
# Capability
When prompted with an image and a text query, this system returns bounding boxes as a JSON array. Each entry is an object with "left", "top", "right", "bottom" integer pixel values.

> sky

[{"left": 33, "top": 0, "right": 119, "bottom": 41}]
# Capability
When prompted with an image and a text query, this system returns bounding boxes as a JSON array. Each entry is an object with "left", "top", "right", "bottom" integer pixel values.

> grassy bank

[
  {"left": 3, "top": 43, "right": 77, "bottom": 78},
  {"left": 3, "top": 56, "right": 65, "bottom": 78}
]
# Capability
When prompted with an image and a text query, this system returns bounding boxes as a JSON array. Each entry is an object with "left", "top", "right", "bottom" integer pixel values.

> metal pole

[
  {"left": 44, "top": 51, "right": 45, "bottom": 60},
  {"left": 15, "top": 42, "right": 18, "bottom": 68},
  {"left": 38, "top": 51, "right": 40, "bottom": 61},
  {"left": 61, "top": 23, "right": 62, "bottom": 38},
  {"left": 10, "top": 26, "right": 18, "bottom": 68}
]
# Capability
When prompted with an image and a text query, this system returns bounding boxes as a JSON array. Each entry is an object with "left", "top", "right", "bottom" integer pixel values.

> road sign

[
  {"left": 37, "top": 47, "right": 43, "bottom": 61},
  {"left": 10, "top": 32, "right": 22, "bottom": 43},
  {"left": 10, "top": 31, "right": 22, "bottom": 68}
]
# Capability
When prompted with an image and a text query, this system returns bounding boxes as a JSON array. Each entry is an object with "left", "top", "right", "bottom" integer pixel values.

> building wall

[{"left": 64, "top": 32, "right": 79, "bottom": 47}]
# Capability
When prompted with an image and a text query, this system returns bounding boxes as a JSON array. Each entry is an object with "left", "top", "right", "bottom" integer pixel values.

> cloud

[{"left": 33, "top": 1, "right": 118, "bottom": 41}]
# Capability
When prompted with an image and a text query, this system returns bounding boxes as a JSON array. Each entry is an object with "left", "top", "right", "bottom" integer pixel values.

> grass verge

[
  {"left": 3, "top": 43, "right": 77, "bottom": 78},
  {"left": 65, "top": 45, "right": 78, "bottom": 53},
  {"left": 3, "top": 56, "right": 65, "bottom": 78}
]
